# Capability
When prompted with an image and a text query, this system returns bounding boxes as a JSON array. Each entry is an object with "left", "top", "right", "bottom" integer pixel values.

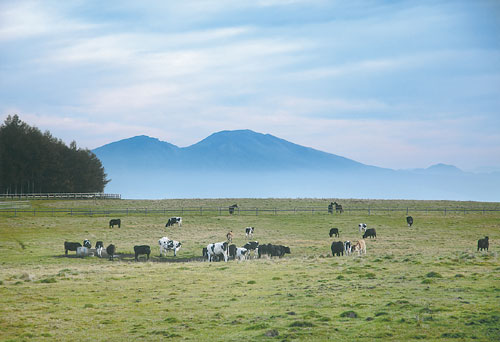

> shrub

[{"left": 340, "top": 311, "right": 358, "bottom": 318}]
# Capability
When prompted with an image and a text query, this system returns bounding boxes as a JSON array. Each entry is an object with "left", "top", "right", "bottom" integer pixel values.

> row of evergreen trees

[{"left": 0, "top": 115, "right": 109, "bottom": 194}]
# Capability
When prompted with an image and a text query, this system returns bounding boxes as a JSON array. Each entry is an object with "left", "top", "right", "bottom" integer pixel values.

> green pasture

[{"left": 0, "top": 199, "right": 499, "bottom": 341}]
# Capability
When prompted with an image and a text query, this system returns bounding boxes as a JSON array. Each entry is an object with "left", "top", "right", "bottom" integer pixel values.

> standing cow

[
  {"left": 477, "top": 236, "right": 489, "bottom": 252},
  {"left": 329, "top": 228, "right": 339, "bottom": 237},
  {"left": 229, "top": 204, "right": 238, "bottom": 215},
  {"left": 363, "top": 228, "right": 377, "bottom": 239},
  {"left": 207, "top": 242, "right": 229, "bottom": 262},
  {"left": 158, "top": 237, "right": 182, "bottom": 257},
  {"left": 331, "top": 241, "right": 345, "bottom": 256},
  {"left": 109, "top": 219, "right": 121, "bottom": 228},
  {"left": 406, "top": 216, "right": 413, "bottom": 227}
]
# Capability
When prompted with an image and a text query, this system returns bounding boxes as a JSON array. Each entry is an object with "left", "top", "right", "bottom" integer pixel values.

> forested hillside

[{"left": 0, "top": 115, "right": 109, "bottom": 194}]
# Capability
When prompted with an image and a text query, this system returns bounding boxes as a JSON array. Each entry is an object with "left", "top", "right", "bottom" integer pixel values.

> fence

[
  {"left": 1, "top": 206, "right": 499, "bottom": 217},
  {"left": 0, "top": 193, "right": 121, "bottom": 200}
]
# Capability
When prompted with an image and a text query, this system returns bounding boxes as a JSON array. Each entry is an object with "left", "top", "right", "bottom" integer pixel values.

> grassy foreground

[{"left": 0, "top": 199, "right": 499, "bottom": 341}]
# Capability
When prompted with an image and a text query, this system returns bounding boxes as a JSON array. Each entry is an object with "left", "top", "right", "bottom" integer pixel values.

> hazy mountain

[{"left": 92, "top": 130, "right": 499, "bottom": 201}]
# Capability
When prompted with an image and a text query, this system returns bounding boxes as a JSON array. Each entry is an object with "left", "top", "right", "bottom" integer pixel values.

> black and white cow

[
  {"left": 64, "top": 241, "right": 82, "bottom": 255},
  {"left": 83, "top": 239, "right": 91, "bottom": 248},
  {"left": 243, "top": 241, "right": 259, "bottom": 258},
  {"left": 229, "top": 204, "right": 238, "bottom": 215},
  {"left": 344, "top": 241, "right": 352, "bottom": 256},
  {"left": 363, "top": 228, "right": 377, "bottom": 239},
  {"left": 329, "top": 228, "right": 339, "bottom": 238},
  {"left": 406, "top": 216, "right": 413, "bottom": 227},
  {"left": 358, "top": 223, "right": 367, "bottom": 233},
  {"left": 477, "top": 236, "right": 489, "bottom": 252},
  {"left": 134, "top": 245, "right": 151, "bottom": 261},
  {"left": 95, "top": 241, "right": 104, "bottom": 258},
  {"left": 236, "top": 247, "right": 249, "bottom": 261},
  {"left": 331, "top": 241, "right": 344, "bottom": 256},
  {"left": 245, "top": 227, "right": 254, "bottom": 238},
  {"left": 106, "top": 244, "right": 116, "bottom": 260},
  {"left": 159, "top": 237, "right": 182, "bottom": 257},
  {"left": 165, "top": 217, "right": 182, "bottom": 228},
  {"left": 76, "top": 246, "right": 90, "bottom": 257},
  {"left": 207, "top": 242, "right": 229, "bottom": 262},
  {"left": 109, "top": 219, "right": 121, "bottom": 228}
]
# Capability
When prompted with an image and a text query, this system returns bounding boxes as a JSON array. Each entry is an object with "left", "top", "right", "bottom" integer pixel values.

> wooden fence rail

[{"left": 0, "top": 193, "right": 121, "bottom": 200}]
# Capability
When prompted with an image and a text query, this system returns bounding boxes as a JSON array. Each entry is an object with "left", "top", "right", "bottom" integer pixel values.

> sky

[{"left": 1, "top": 0, "right": 499, "bottom": 172}]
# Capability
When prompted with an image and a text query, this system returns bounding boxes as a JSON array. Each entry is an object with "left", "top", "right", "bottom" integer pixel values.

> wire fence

[{"left": 0, "top": 193, "right": 121, "bottom": 200}]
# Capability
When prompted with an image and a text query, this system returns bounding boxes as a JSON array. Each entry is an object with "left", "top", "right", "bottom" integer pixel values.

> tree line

[{"left": 0, "top": 115, "right": 109, "bottom": 194}]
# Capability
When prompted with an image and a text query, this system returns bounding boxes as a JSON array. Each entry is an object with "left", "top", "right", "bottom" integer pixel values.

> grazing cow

[
  {"left": 243, "top": 241, "right": 259, "bottom": 258},
  {"left": 228, "top": 244, "right": 237, "bottom": 260},
  {"left": 258, "top": 243, "right": 290, "bottom": 258},
  {"left": 207, "top": 242, "right": 229, "bottom": 262},
  {"left": 344, "top": 241, "right": 352, "bottom": 256},
  {"left": 106, "top": 244, "right": 116, "bottom": 260},
  {"left": 83, "top": 239, "right": 91, "bottom": 248},
  {"left": 333, "top": 201, "right": 344, "bottom": 213},
  {"left": 363, "top": 228, "right": 377, "bottom": 239},
  {"left": 331, "top": 241, "right": 344, "bottom": 256},
  {"left": 64, "top": 241, "right": 82, "bottom": 255},
  {"left": 226, "top": 231, "right": 234, "bottom": 243},
  {"left": 245, "top": 227, "right": 254, "bottom": 238},
  {"left": 109, "top": 219, "right": 121, "bottom": 228},
  {"left": 236, "top": 247, "right": 249, "bottom": 261},
  {"left": 95, "top": 241, "right": 104, "bottom": 258},
  {"left": 229, "top": 204, "right": 238, "bottom": 215},
  {"left": 328, "top": 202, "right": 334, "bottom": 214},
  {"left": 76, "top": 246, "right": 90, "bottom": 257},
  {"left": 165, "top": 217, "right": 182, "bottom": 228},
  {"left": 134, "top": 245, "right": 151, "bottom": 261},
  {"left": 329, "top": 228, "right": 339, "bottom": 238},
  {"left": 158, "top": 237, "right": 182, "bottom": 257},
  {"left": 358, "top": 223, "right": 367, "bottom": 233},
  {"left": 477, "top": 236, "right": 489, "bottom": 252},
  {"left": 353, "top": 239, "right": 366, "bottom": 255},
  {"left": 406, "top": 216, "right": 413, "bottom": 227}
]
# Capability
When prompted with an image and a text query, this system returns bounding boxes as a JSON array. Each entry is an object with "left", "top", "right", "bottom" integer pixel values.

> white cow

[
  {"left": 353, "top": 239, "right": 366, "bottom": 256},
  {"left": 358, "top": 223, "right": 367, "bottom": 233},
  {"left": 76, "top": 246, "right": 90, "bottom": 257},
  {"left": 207, "top": 242, "right": 229, "bottom": 262},
  {"left": 236, "top": 247, "right": 249, "bottom": 261},
  {"left": 158, "top": 237, "right": 182, "bottom": 257}
]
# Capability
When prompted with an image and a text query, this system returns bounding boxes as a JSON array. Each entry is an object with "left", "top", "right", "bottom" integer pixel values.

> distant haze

[{"left": 93, "top": 130, "right": 500, "bottom": 201}]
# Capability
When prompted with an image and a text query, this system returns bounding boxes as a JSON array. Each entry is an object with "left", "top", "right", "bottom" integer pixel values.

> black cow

[
  {"left": 331, "top": 241, "right": 344, "bottom": 256},
  {"left": 406, "top": 216, "right": 413, "bottom": 227},
  {"left": 134, "top": 245, "right": 151, "bottom": 261},
  {"left": 109, "top": 219, "right": 121, "bottom": 228},
  {"left": 64, "top": 241, "right": 82, "bottom": 255},
  {"left": 333, "top": 201, "right": 343, "bottom": 214},
  {"left": 363, "top": 228, "right": 377, "bottom": 239},
  {"left": 328, "top": 202, "right": 334, "bottom": 214},
  {"left": 229, "top": 204, "right": 238, "bottom": 215},
  {"left": 106, "top": 244, "right": 116, "bottom": 260},
  {"left": 228, "top": 244, "right": 237, "bottom": 260},
  {"left": 273, "top": 245, "right": 291, "bottom": 258},
  {"left": 202, "top": 247, "right": 208, "bottom": 258},
  {"left": 329, "top": 228, "right": 339, "bottom": 238},
  {"left": 258, "top": 243, "right": 271, "bottom": 258},
  {"left": 83, "top": 239, "right": 91, "bottom": 248},
  {"left": 477, "top": 236, "right": 489, "bottom": 252}
]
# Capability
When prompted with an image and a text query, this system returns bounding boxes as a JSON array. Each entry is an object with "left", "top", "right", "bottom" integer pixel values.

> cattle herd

[{"left": 63, "top": 211, "right": 492, "bottom": 262}]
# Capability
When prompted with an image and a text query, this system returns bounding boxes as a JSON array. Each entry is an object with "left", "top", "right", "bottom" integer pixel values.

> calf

[
  {"left": 165, "top": 217, "right": 182, "bottom": 228},
  {"left": 236, "top": 247, "right": 249, "bottom": 261},
  {"left": 363, "top": 228, "right": 376, "bottom": 239},
  {"left": 358, "top": 223, "right": 367, "bottom": 233},
  {"left": 329, "top": 228, "right": 339, "bottom": 238},
  {"left": 106, "top": 244, "right": 116, "bottom": 260},
  {"left": 344, "top": 241, "right": 352, "bottom": 256},
  {"left": 83, "top": 239, "right": 91, "bottom": 248},
  {"left": 245, "top": 227, "right": 254, "bottom": 238},
  {"left": 226, "top": 231, "right": 234, "bottom": 243},
  {"left": 353, "top": 239, "right": 366, "bottom": 256},
  {"left": 76, "top": 246, "right": 90, "bottom": 257},
  {"left": 229, "top": 204, "right": 238, "bottom": 215},
  {"left": 134, "top": 245, "right": 151, "bottom": 261},
  {"left": 331, "top": 241, "right": 344, "bottom": 256},
  {"left": 477, "top": 236, "right": 489, "bottom": 252},
  {"left": 64, "top": 241, "right": 82, "bottom": 255},
  {"left": 109, "top": 219, "right": 121, "bottom": 228},
  {"left": 406, "top": 216, "right": 413, "bottom": 227},
  {"left": 207, "top": 242, "right": 229, "bottom": 262},
  {"left": 95, "top": 241, "right": 104, "bottom": 258},
  {"left": 158, "top": 237, "right": 182, "bottom": 257}
]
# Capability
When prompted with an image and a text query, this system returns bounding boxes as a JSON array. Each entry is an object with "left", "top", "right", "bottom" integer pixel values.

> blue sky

[{"left": 1, "top": 0, "right": 499, "bottom": 171}]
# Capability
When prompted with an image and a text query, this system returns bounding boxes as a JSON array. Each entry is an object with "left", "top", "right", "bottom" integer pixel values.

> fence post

[
  {"left": 256, "top": 208, "right": 258, "bottom": 216},
  {"left": 368, "top": 208, "right": 371, "bottom": 215},
  {"left": 33, "top": 209, "right": 36, "bottom": 217},
  {"left": 200, "top": 207, "right": 203, "bottom": 216},
  {"left": 444, "top": 208, "right": 447, "bottom": 216},
  {"left": 406, "top": 207, "right": 409, "bottom": 215},
  {"left": 275, "top": 208, "right": 277, "bottom": 215}
]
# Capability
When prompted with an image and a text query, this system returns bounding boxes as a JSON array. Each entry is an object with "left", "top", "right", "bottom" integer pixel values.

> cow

[
  {"left": 76, "top": 246, "right": 90, "bottom": 257},
  {"left": 406, "top": 216, "right": 413, "bottom": 227},
  {"left": 344, "top": 241, "right": 352, "bottom": 256},
  {"left": 258, "top": 243, "right": 271, "bottom": 258},
  {"left": 328, "top": 202, "right": 334, "bottom": 214},
  {"left": 106, "top": 244, "right": 116, "bottom": 260},
  {"left": 165, "top": 217, "right": 182, "bottom": 228},
  {"left": 329, "top": 228, "right": 339, "bottom": 238},
  {"left": 333, "top": 201, "right": 343, "bottom": 213},
  {"left": 83, "top": 239, "right": 91, "bottom": 248},
  {"left": 229, "top": 204, "right": 238, "bottom": 215},
  {"left": 64, "top": 241, "right": 82, "bottom": 255},
  {"left": 207, "top": 242, "right": 229, "bottom": 262},
  {"left": 363, "top": 228, "right": 376, "bottom": 239},
  {"left": 353, "top": 239, "right": 366, "bottom": 256},
  {"left": 202, "top": 247, "right": 208, "bottom": 258},
  {"left": 477, "top": 236, "right": 489, "bottom": 252},
  {"left": 245, "top": 227, "right": 254, "bottom": 238},
  {"left": 243, "top": 241, "right": 259, "bottom": 258},
  {"left": 331, "top": 241, "right": 344, "bottom": 256},
  {"left": 95, "top": 241, "right": 104, "bottom": 258},
  {"left": 236, "top": 247, "right": 249, "bottom": 261},
  {"left": 134, "top": 245, "right": 151, "bottom": 261},
  {"left": 258, "top": 243, "right": 290, "bottom": 258},
  {"left": 158, "top": 237, "right": 182, "bottom": 257},
  {"left": 109, "top": 219, "right": 121, "bottom": 228},
  {"left": 226, "top": 231, "right": 234, "bottom": 243},
  {"left": 228, "top": 244, "right": 237, "bottom": 260},
  {"left": 358, "top": 223, "right": 367, "bottom": 233}
]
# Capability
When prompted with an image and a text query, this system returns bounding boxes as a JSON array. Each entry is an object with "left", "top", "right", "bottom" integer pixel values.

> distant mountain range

[{"left": 93, "top": 130, "right": 499, "bottom": 201}]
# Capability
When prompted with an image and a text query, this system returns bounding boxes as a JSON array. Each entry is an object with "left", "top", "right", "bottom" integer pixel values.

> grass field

[{"left": 0, "top": 199, "right": 499, "bottom": 341}]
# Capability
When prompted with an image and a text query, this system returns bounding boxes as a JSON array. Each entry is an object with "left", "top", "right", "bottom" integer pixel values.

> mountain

[{"left": 92, "top": 130, "right": 499, "bottom": 201}]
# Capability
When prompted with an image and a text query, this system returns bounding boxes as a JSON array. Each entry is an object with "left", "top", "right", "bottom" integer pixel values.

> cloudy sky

[{"left": 1, "top": 0, "right": 499, "bottom": 171}]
